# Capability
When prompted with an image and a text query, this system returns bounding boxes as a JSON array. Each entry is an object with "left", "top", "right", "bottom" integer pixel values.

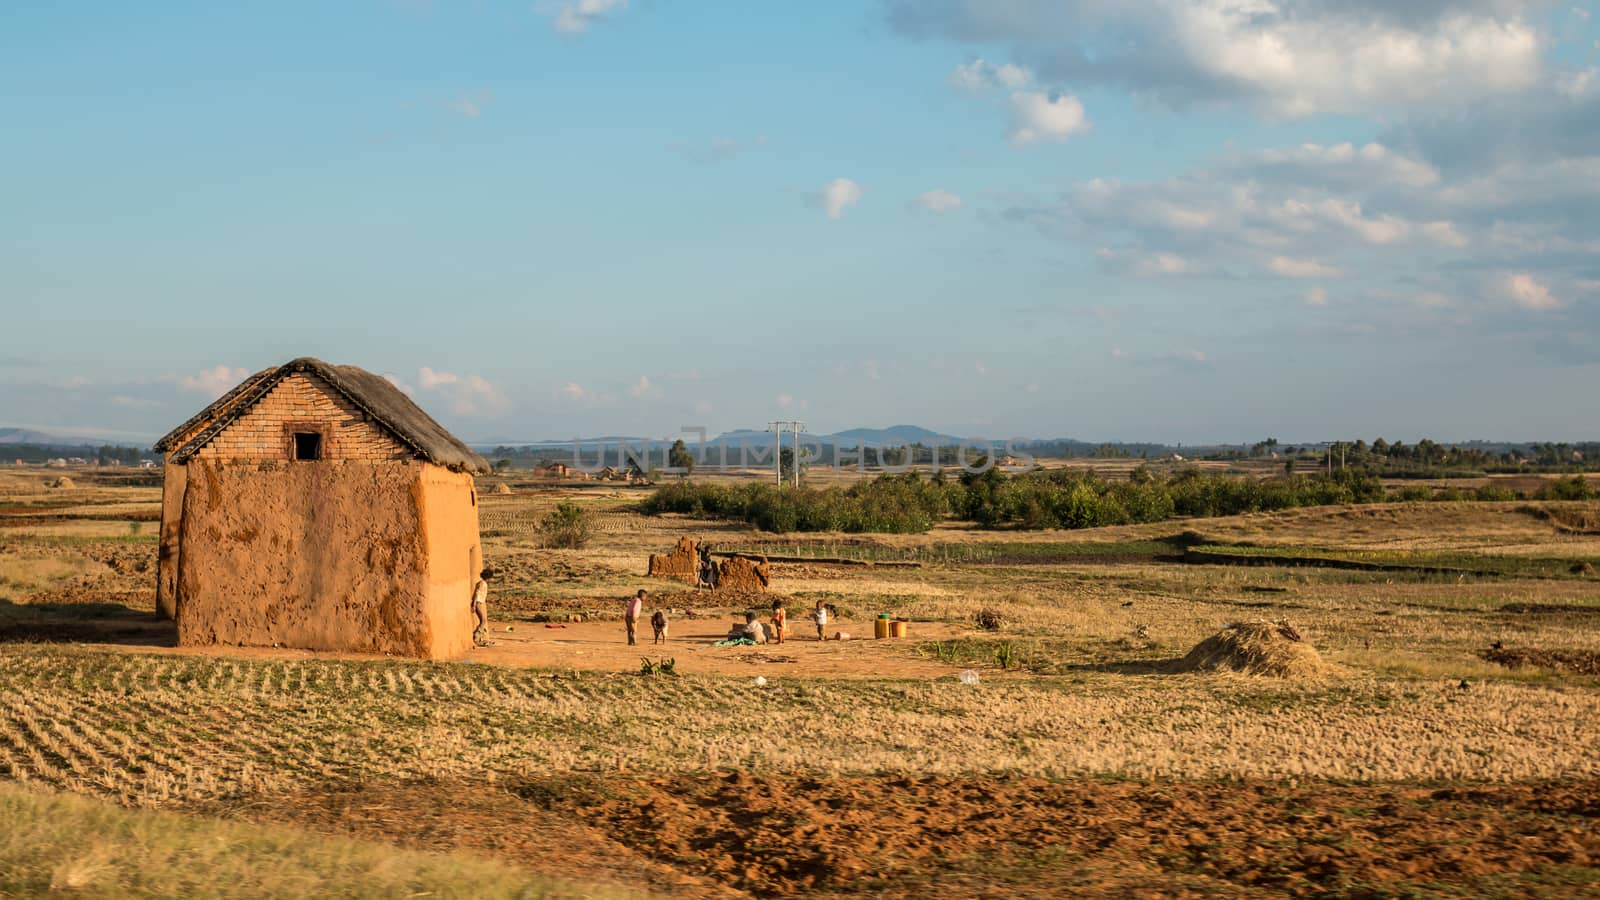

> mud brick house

[{"left": 152, "top": 358, "right": 490, "bottom": 659}]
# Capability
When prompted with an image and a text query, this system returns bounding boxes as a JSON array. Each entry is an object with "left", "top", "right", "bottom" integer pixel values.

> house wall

[
  {"left": 175, "top": 459, "right": 453, "bottom": 657},
  {"left": 417, "top": 465, "right": 482, "bottom": 658},
  {"left": 155, "top": 455, "right": 186, "bottom": 619},
  {"left": 191, "top": 372, "right": 410, "bottom": 462}
]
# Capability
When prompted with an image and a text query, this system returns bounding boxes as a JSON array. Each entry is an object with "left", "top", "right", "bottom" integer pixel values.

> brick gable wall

[{"left": 192, "top": 372, "right": 412, "bottom": 462}]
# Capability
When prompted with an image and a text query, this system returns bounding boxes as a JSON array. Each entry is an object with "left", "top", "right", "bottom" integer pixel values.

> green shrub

[
  {"left": 1533, "top": 475, "right": 1596, "bottom": 501},
  {"left": 539, "top": 502, "right": 595, "bottom": 549},
  {"left": 1475, "top": 485, "right": 1518, "bottom": 501}
]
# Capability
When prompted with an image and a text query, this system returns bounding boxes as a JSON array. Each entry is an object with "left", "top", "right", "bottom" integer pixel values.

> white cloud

[
  {"left": 382, "top": 373, "right": 415, "bottom": 396},
  {"left": 627, "top": 375, "right": 658, "bottom": 399},
  {"left": 1500, "top": 272, "right": 1561, "bottom": 310},
  {"left": 178, "top": 365, "right": 248, "bottom": 397},
  {"left": 1247, "top": 142, "right": 1440, "bottom": 189},
  {"left": 1556, "top": 66, "right": 1598, "bottom": 98},
  {"left": 1007, "top": 91, "right": 1088, "bottom": 145},
  {"left": 1304, "top": 287, "right": 1329, "bottom": 307},
  {"left": 1129, "top": 252, "right": 1195, "bottom": 277},
  {"left": 1422, "top": 220, "right": 1470, "bottom": 247},
  {"left": 774, "top": 393, "right": 810, "bottom": 412},
  {"left": 1268, "top": 256, "right": 1344, "bottom": 279},
  {"left": 416, "top": 367, "right": 508, "bottom": 416},
  {"left": 1271, "top": 197, "right": 1411, "bottom": 244},
  {"left": 550, "top": 0, "right": 626, "bottom": 33},
  {"left": 418, "top": 367, "right": 457, "bottom": 390},
  {"left": 557, "top": 382, "right": 588, "bottom": 402},
  {"left": 915, "top": 188, "right": 962, "bottom": 212},
  {"left": 447, "top": 90, "right": 492, "bottom": 119},
  {"left": 818, "top": 178, "right": 863, "bottom": 220},
  {"left": 948, "top": 58, "right": 1031, "bottom": 92},
  {"left": 891, "top": 1, "right": 1545, "bottom": 118}
]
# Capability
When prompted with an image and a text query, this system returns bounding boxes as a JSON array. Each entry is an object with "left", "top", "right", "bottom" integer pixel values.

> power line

[{"left": 768, "top": 419, "right": 806, "bottom": 483}]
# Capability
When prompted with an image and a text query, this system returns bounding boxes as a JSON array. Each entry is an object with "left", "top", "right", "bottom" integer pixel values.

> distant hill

[
  {"left": 827, "top": 425, "right": 966, "bottom": 446},
  {"left": 0, "top": 427, "right": 138, "bottom": 447},
  {"left": 475, "top": 425, "right": 981, "bottom": 456}
]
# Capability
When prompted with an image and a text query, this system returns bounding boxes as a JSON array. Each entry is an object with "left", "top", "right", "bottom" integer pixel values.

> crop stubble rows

[{"left": 0, "top": 647, "right": 1596, "bottom": 807}]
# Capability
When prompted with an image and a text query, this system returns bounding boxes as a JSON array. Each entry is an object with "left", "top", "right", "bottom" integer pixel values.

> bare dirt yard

[{"left": 3, "top": 466, "right": 1599, "bottom": 896}]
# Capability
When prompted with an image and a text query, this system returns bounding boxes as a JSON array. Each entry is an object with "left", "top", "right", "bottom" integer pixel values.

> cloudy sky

[{"left": 4, "top": 1, "right": 1598, "bottom": 444}]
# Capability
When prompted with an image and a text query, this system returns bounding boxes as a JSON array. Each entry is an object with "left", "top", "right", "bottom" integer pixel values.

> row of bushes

[
  {"left": 639, "top": 474, "right": 948, "bottom": 533},
  {"left": 639, "top": 470, "right": 1598, "bottom": 534}
]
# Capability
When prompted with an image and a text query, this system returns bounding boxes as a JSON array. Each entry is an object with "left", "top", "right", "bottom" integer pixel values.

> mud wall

[
  {"left": 175, "top": 459, "right": 442, "bottom": 657},
  {"left": 417, "top": 464, "right": 480, "bottom": 659},
  {"left": 716, "top": 556, "right": 770, "bottom": 593},
  {"left": 648, "top": 536, "right": 699, "bottom": 580},
  {"left": 155, "top": 456, "right": 186, "bottom": 620}
]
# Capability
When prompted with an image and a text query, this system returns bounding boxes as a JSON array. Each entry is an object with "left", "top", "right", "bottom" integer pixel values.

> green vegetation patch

[
  {"left": 1188, "top": 544, "right": 1600, "bottom": 580},
  {"left": 0, "top": 782, "right": 600, "bottom": 899}
]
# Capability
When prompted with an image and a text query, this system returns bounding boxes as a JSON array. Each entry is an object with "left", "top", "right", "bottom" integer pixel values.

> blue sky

[{"left": 4, "top": 1, "right": 1599, "bottom": 444}]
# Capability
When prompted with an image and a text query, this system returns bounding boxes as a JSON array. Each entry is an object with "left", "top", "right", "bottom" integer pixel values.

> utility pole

[
  {"left": 768, "top": 420, "right": 805, "bottom": 487},
  {"left": 793, "top": 421, "right": 805, "bottom": 487}
]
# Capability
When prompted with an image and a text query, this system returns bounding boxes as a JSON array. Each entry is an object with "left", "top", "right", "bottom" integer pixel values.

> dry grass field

[{"left": 2, "top": 465, "right": 1599, "bottom": 896}]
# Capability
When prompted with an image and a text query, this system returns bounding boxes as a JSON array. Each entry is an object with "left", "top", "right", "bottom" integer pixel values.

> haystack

[
  {"left": 495, "top": 483, "right": 513, "bottom": 494},
  {"left": 49, "top": 476, "right": 75, "bottom": 489},
  {"left": 1171, "top": 621, "right": 1329, "bottom": 677}
]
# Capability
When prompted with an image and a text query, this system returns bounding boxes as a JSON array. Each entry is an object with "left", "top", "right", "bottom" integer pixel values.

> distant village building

[
  {"left": 152, "top": 358, "right": 489, "bottom": 659},
  {"left": 538, "top": 461, "right": 571, "bottom": 479}
]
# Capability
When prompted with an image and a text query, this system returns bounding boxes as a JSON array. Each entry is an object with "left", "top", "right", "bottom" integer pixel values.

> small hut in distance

[{"left": 152, "top": 358, "right": 490, "bottom": 659}]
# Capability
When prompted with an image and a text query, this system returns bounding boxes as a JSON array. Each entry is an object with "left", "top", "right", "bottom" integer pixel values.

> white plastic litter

[
  {"left": 958, "top": 670, "right": 980, "bottom": 685},
  {"left": 754, "top": 676, "right": 767, "bottom": 686}
]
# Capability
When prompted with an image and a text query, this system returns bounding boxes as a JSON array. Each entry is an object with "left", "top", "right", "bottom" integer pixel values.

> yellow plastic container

[
  {"left": 874, "top": 616, "right": 891, "bottom": 639},
  {"left": 889, "top": 620, "right": 908, "bottom": 639}
]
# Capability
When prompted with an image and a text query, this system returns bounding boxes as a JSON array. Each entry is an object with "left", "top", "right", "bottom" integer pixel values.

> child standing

[
  {"left": 651, "top": 608, "right": 669, "bottom": 644},
  {"left": 770, "top": 599, "right": 787, "bottom": 645},
  {"left": 471, "top": 568, "right": 495, "bottom": 647},
  {"left": 624, "top": 589, "right": 645, "bottom": 646},
  {"left": 812, "top": 599, "right": 828, "bottom": 641}
]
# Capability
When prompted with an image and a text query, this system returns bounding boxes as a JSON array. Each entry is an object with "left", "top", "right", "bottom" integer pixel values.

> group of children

[
  {"left": 718, "top": 597, "right": 830, "bottom": 644},
  {"left": 622, "top": 589, "right": 831, "bottom": 646},
  {"left": 470, "top": 572, "right": 834, "bottom": 652}
]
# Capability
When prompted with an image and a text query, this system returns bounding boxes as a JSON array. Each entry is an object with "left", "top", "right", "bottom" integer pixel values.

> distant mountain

[
  {"left": 827, "top": 425, "right": 966, "bottom": 446},
  {"left": 0, "top": 427, "right": 135, "bottom": 447},
  {"left": 473, "top": 425, "right": 976, "bottom": 453}
]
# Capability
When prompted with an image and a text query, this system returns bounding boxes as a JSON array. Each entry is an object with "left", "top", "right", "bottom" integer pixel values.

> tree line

[{"left": 639, "top": 467, "right": 1597, "bottom": 534}]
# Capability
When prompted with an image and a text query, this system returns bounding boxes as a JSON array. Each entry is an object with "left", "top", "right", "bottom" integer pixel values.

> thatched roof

[
  {"left": 167, "top": 358, "right": 491, "bottom": 474},
  {"left": 152, "top": 367, "right": 274, "bottom": 452}
]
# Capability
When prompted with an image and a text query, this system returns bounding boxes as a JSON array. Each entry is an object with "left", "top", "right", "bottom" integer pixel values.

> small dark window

[{"left": 292, "top": 432, "right": 323, "bottom": 461}]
